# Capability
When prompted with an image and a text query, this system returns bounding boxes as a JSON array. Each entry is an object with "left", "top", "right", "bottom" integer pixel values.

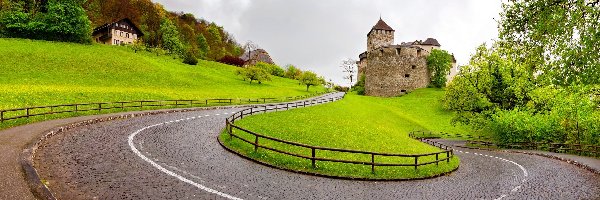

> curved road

[{"left": 34, "top": 94, "right": 600, "bottom": 199}]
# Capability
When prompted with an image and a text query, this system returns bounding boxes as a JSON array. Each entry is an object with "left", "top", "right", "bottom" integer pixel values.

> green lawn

[
  {"left": 220, "top": 89, "right": 467, "bottom": 179},
  {"left": 0, "top": 38, "right": 325, "bottom": 129}
]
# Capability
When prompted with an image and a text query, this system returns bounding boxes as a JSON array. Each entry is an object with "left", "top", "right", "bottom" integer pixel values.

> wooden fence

[
  {"left": 225, "top": 94, "right": 455, "bottom": 173},
  {"left": 0, "top": 92, "right": 328, "bottom": 123},
  {"left": 410, "top": 131, "right": 600, "bottom": 158}
]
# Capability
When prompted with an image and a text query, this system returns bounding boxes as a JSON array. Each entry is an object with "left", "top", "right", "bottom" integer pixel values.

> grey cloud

[{"left": 154, "top": 0, "right": 501, "bottom": 85}]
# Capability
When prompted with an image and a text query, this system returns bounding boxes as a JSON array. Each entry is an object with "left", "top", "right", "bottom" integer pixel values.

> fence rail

[
  {"left": 409, "top": 131, "right": 600, "bottom": 158},
  {"left": 225, "top": 94, "right": 455, "bottom": 173},
  {"left": 466, "top": 140, "right": 600, "bottom": 158},
  {"left": 0, "top": 92, "right": 329, "bottom": 123}
]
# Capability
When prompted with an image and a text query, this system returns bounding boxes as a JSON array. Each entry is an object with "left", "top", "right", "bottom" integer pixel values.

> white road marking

[
  {"left": 128, "top": 119, "right": 242, "bottom": 200},
  {"left": 455, "top": 148, "right": 528, "bottom": 200}
]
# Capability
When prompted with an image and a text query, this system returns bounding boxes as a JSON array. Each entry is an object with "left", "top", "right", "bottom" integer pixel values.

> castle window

[
  {"left": 405, "top": 74, "right": 410, "bottom": 78},
  {"left": 417, "top": 49, "right": 422, "bottom": 56},
  {"left": 396, "top": 48, "right": 401, "bottom": 55},
  {"left": 401, "top": 90, "right": 407, "bottom": 93},
  {"left": 412, "top": 65, "right": 417, "bottom": 69}
]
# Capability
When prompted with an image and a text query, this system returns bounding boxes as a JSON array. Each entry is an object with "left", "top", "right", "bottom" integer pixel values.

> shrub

[
  {"left": 237, "top": 66, "right": 271, "bottom": 84},
  {"left": 256, "top": 62, "right": 284, "bottom": 77},
  {"left": 182, "top": 50, "right": 198, "bottom": 65},
  {"left": 284, "top": 65, "right": 302, "bottom": 79},
  {"left": 0, "top": 1, "right": 92, "bottom": 44},
  {"left": 218, "top": 55, "right": 245, "bottom": 67},
  {"left": 352, "top": 74, "right": 366, "bottom": 95}
]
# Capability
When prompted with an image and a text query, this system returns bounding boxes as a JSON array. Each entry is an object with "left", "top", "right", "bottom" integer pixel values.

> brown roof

[
  {"left": 93, "top": 18, "right": 144, "bottom": 36},
  {"left": 372, "top": 18, "right": 394, "bottom": 31},
  {"left": 422, "top": 38, "right": 441, "bottom": 46}
]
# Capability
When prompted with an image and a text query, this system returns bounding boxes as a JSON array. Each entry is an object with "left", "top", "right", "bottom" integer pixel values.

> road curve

[{"left": 34, "top": 94, "right": 600, "bottom": 200}]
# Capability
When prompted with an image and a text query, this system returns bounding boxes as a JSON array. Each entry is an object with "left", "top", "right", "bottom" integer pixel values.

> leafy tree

[
  {"left": 131, "top": 39, "right": 144, "bottom": 53},
  {"left": 284, "top": 65, "right": 302, "bottom": 80},
  {"left": 0, "top": 0, "right": 92, "bottom": 43},
  {"left": 426, "top": 49, "right": 453, "bottom": 88},
  {"left": 256, "top": 62, "right": 284, "bottom": 77},
  {"left": 443, "top": 44, "right": 534, "bottom": 129},
  {"left": 206, "top": 23, "right": 225, "bottom": 60},
  {"left": 299, "top": 71, "right": 321, "bottom": 91},
  {"left": 182, "top": 48, "right": 198, "bottom": 65},
  {"left": 499, "top": 0, "right": 600, "bottom": 86},
  {"left": 237, "top": 66, "right": 271, "bottom": 84},
  {"left": 196, "top": 33, "right": 209, "bottom": 59},
  {"left": 159, "top": 18, "right": 184, "bottom": 56}
]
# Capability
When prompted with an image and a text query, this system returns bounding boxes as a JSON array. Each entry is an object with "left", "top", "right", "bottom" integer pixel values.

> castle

[{"left": 357, "top": 18, "right": 457, "bottom": 97}]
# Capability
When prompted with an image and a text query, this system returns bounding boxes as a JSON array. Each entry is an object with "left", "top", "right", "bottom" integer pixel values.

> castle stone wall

[
  {"left": 364, "top": 46, "right": 430, "bottom": 97},
  {"left": 367, "top": 30, "right": 394, "bottom": 52}
]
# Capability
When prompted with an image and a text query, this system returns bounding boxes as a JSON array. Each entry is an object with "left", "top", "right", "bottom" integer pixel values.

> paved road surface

[{"left": 34, "top": 93, "right": 600, "bottom": 199}]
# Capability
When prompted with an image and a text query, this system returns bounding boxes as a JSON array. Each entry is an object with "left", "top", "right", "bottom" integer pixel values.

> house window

[
  {"left": 120, "top": 32, "right": 123, "bottom": 37},
  {"left": 412, "top": 65, "right": 417, "bottom": 69},
  {"left": 405, "top": 74, "right": 410, "bottom": 78},
  {"left": 126, "top": 33, "right": 129, "bottom": 38}
]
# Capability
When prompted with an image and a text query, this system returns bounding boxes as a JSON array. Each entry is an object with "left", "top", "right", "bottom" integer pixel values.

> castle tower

[{"left": 367, "top": 18, "right": 395, "bottom": 52}]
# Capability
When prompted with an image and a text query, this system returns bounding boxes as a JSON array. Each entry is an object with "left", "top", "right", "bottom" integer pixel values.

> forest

[
  {"left": 0, "top": 0, "right": 243, "bottom": 61},
  {"left": 444, "top": 0, "right": 600, "bottom": 146}
]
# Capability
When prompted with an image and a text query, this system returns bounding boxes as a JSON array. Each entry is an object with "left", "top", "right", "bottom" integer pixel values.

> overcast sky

[{"left": 154, "top": 0, "right": 502, "bottom": 86}]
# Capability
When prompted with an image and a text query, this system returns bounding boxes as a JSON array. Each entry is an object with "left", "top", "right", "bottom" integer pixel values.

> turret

[{"left": 367, "top": 18, "right": 395, "bottom": 52}]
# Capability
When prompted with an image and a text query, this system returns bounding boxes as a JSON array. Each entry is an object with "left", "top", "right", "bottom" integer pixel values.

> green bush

[
  {"left": 0, "top": 0, "right": 92, "bottom": 44},
  {"left": 182, "top": 50, "right": 198, "bottom": 65},
  {"left": 237, "top": 66, "right": 271, "bottom": 84},
  {"left": 352, "top": 74, "right": 366, "bottom": 95},
  {"left": 255, "top": 62, "right": 284, "bottom": 77}
]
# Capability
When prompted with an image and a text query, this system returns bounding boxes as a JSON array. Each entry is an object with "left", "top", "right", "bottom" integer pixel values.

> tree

[
  {"left": 196, "top": 33, "right": 209, "bottom": 59},
  {"left": 499, "top": 0, "right": 600, "bottom": 86},
  {"left": 0, "top": 0, "right": 92, "bottom": 43},
  {"left": 238, "top": 66, "right": 271, "bottom": 84},
  {"left": 242, "top": 40, "right": 258, "bottom": 62},
  {"left": 255, "top": 62, "right": 284, "bottom": 77},
  {"left": 284, "top": 65, "right": 302, "bottom": 80},
  {"left": 340, "top": 58, "right": 357, "bottom": 85},
  {"left": 159, "top": 18, "right": 184, "bottom": 56},
  {"left": 299, "top": 71, "right": 321, "bottom": 91},
  {"left": 206, "top": 23, "right": 224, "bottom": 60},
  {"left": 426, "top": 49, "right": 453, "bottom": 88},
  {"left": 182, "top": 48, "right": 198, "bottom": 65}
]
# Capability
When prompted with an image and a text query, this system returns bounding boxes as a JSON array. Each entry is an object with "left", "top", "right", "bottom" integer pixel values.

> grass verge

[{"left": 220, "top": 89, "right": 465, "bottom": 179}]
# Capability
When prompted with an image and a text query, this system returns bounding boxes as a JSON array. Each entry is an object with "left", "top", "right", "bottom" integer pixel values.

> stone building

[
  {"left": 92, "top": 18, "right": 144, "bottom": 45},
  {"left": 357, "top": 18, "right": 457, "bottom": 97},
  {"left": 240, "top": 49, "right": 275, "bottom": 66}
]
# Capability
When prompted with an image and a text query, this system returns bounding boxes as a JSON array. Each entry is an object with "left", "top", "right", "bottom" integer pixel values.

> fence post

[
  {"left": 371, "top": 154, "right": 375, "bottom": 173},
  {"left": 190, "top": 100, "right": 193, "bottom": 106},
  {"left": 286, "top": 103, "right": 289, "bottom": 110},
  {"left": 264, "top": 106, "right": 267, "bottom": 113},
  {"left": 75, "top": 104, "right": 78, "bottom": 112},
  {"left": 140, "top": 101, "right": 144, "bottom": 109},
  {"left": 98, "top": 103, "right": 102, "bottom": 112},
  {"left": 0, "top": 111, "right": 4, "bottom": 123},
  {"left": 447, "top": 151, "right": 450, "bottom": 163},
  {"left": 436, "top": 153, "right": 439, "bottom": 166},
  {"left": 121, "top": 102, "right": 124, "bottom": 110},
  {"left": 250, "top": 107, "right": 253, "bottom": 115},
  {"left": 230, "top": 99, "right": 232, "bottom": 104},
  {"left": 311, "top": 148, "right": 316, "bottom": 168},
  {"left": 26, "top": 108, "right": 30, "bottom": 118},
  {"left": 254, "top": 135, "right": 259, "bottom": 151},
  {"left": 241, "top": 110, "right": 244, "bottom": 119},
  {"left": 414, "top": 156, "right": 418, "bottom": 170},
  {"left": 50, "top": 106, "right": 54, "bottom": 114}
]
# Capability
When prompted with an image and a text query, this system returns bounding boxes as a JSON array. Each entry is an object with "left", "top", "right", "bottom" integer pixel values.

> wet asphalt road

[{"left": 34, "top": 94, "right": 600, "bottom": 200}]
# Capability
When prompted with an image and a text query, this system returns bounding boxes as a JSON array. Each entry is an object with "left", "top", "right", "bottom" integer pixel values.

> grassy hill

[
  {"left": 221, "top": 88, "right": 468, "bottom": 179},
  {"left": 0, "top": 39, "right": 325, "bottom": 110}
]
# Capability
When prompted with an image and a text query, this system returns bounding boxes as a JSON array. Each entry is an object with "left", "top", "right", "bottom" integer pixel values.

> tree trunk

[{"left": 306, "top": 85, "right": 309, "bottom": 91}]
